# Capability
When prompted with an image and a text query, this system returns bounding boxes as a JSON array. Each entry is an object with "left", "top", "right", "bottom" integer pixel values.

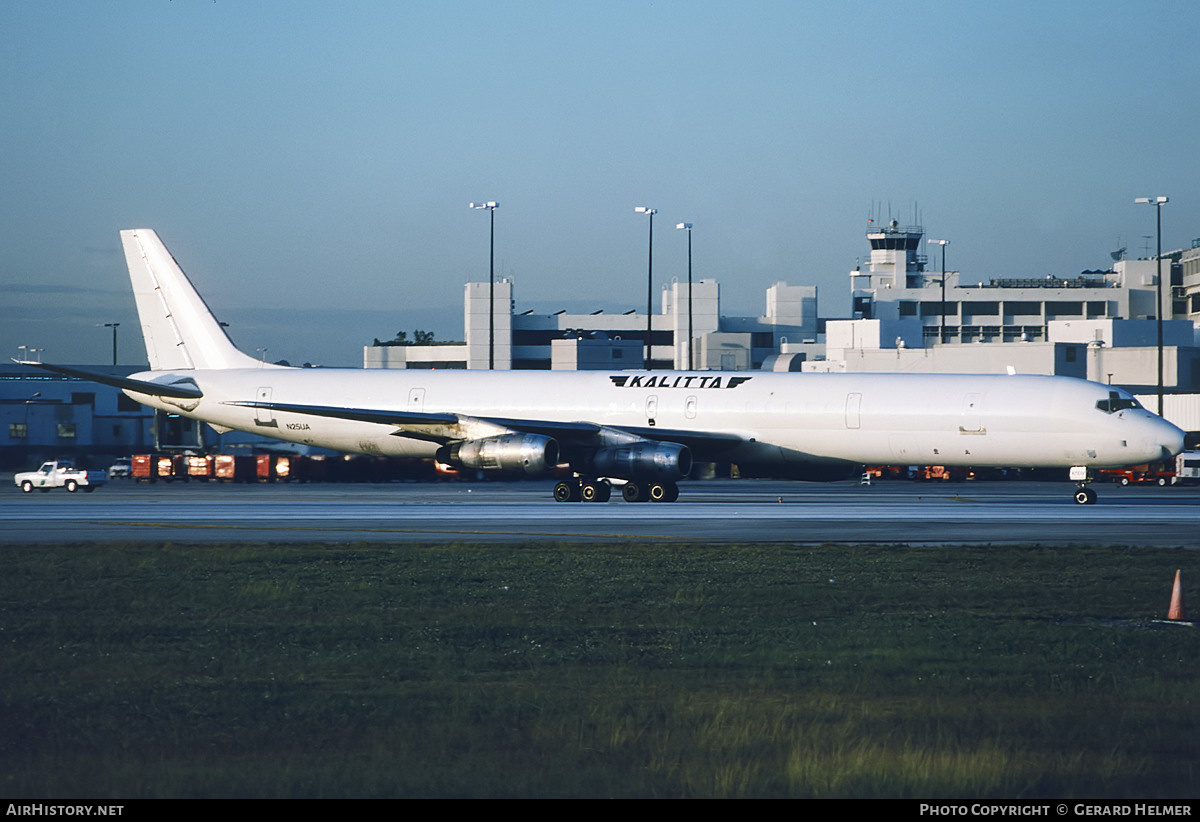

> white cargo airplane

[{"left": 20, "top": 229, "right": 1186, "bottom": 505}]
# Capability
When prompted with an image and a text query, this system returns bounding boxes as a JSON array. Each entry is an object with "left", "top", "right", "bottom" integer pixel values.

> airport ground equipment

[{"left": 15, "top": 460, "right": 106, "bottom": 493}]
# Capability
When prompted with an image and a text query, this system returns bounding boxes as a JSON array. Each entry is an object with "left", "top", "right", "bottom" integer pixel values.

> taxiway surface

[{"left": 5, "top": 478, "right": 1199, "bottom": 546}]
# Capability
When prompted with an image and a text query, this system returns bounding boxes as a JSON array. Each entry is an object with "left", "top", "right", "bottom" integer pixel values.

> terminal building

[
  {"left": 848, "top": 219, "right": 1175, "bottom": 344},
  {"left": 822, "top": 220, "right": 1200, "bottom": 394},
  {"left": 0, "top": 364, "right": 154, "bottom": 469},
  {"left": 365, "top": 279, "right": 820, "bottom": 373},
  {"left": 1180, "top": 241, "right": 1200, "bottom": 321}
]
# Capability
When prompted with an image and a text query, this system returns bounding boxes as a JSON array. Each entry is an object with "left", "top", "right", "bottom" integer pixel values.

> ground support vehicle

[
  {"left": 15, "top": 461, "right": 106, "bottom": 493},
  {"left": 1099, "top": 463, "right": 1175, "bottom": 486},
  {"left": 1173, "top": 451, "right": 1200, "bottom": 486}
]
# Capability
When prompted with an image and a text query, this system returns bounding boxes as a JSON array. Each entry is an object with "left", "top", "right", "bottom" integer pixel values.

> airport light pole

[
  {"left": 102, "top": 322, "right": 119, "bottom": 365},
  {"left": 676, "top": 222, "right": 694, "bottom": 370},
  {"left": 469, "top": 201, "right": 500, "bottom": 370},
  {"left": 635, "top": 206, "right": 657, "bottom": 369},
  {"left": 927, "top": 239, "right": 950, "bottom": 344},
  {"left": 24, "top": 391, "right": 41, "bottom": 444},
  {"left": 1134, "top": 196, "right": 1168, "bottom": 416}
]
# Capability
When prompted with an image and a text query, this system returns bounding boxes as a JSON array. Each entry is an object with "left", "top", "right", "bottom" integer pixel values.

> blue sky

[{"left": 3, "top": 0, "right": 1197, "bottom": 366}]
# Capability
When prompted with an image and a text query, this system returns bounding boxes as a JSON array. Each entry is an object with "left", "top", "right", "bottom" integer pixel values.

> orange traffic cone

[{"left": 1168, "top": 570, "right": 1185, "bottom": 621}]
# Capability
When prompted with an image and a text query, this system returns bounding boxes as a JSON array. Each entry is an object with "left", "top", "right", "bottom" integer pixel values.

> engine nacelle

[
  {"left": 591, "top": 441, "right": 692, "bottom": 481},
  {"left": 437, "top": 434, "right": 559, "bottom": 476}
]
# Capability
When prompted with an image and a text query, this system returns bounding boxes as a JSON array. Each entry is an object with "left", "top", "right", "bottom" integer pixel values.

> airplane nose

[{"left": 1155, "top": 417, "right": 1186, "bottom": 460}]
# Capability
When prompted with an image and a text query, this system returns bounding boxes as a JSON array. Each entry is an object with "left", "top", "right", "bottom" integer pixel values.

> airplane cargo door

[
  {"left": 408, "top": 387, "right": 425, "bottom": 412},
  {"left": 255, "top": 387, "right": 277, "bottom": 428},
  {"left": 845, "top": 392, "right": 862, "bottom": 429},
  {"left": 961, "top": 393, "right": 984, "bottom": 433}
]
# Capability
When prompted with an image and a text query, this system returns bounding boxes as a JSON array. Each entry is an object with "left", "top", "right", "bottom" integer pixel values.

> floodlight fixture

[
  {"left": 469, "top": 201, "right": 500, "bottom": 368},
  {"left": 676, "top": 222, "right": 695, "bottom": 369},
  {"left": 1134, "top": 195, "right": 1169, "bottom": 414},
  {"left": 927, "top": 239, "right": 950, "bottom": 344},
  {"left": 635, "top": 207, "right": 657, "bottom": 368}
]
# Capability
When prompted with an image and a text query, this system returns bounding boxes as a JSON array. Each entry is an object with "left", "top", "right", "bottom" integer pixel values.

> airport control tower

[{"left": 849, "top": 220, "right": 927, "bottom": 319}]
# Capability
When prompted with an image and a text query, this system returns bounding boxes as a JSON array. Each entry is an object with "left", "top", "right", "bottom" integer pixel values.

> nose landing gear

[
  {"left": 1074, "top": 486, "right": 1097, "bottom": 505},
  {"left": 1070, "top": 466, "right": 1097, "bottom": 505}
]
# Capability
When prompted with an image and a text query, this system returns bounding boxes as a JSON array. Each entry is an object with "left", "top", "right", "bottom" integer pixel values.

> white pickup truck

[{"left": 15, "top": 460, "right": 107, "bottom": 493}]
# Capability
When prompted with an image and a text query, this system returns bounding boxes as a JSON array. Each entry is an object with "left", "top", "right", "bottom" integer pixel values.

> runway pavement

[{"left": 5, "top": 477, "right": 1199, "bottom": 546}]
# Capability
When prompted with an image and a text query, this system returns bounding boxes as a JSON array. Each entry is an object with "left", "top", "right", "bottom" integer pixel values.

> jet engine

[
  {"left": 437, "top": 433, "right": 559, "bottom": 476},
  {"left": 591, "top": 441, "right": 692, "bottom": 481}
]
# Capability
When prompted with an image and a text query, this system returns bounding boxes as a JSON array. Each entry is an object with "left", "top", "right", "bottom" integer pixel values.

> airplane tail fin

[{"left": 120, "top": 229, "right": 263, "bottom": 371}]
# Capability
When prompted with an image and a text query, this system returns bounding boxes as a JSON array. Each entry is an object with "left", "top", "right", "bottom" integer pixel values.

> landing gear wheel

[
  {"left": 622, "top": 481, "right": 649, "bottom": 503},
  {"left": 1074, "top": 487, "right": 1097, "bottom": 505},
  {"left": 649, "top": 482, "right": 679, "bottom": 503},
  {"left": 581, "top": 480, "right": 611, "bottom": 502},
  {"left": 553, "top": 480, "right": 581, "bottom": 502}
]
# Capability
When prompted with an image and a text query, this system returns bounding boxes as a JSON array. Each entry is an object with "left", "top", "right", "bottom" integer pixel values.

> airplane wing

[
  {"left": 224, "top": 400, "right": 458, "bottom": 427},
  {"left": 487, "top": 417, "right": 744, "bottom": 458},
  {"left": 600, "top": 425, "right": 747, "bottom": 458},
  {"left": 224, "top": 400, "right": 746, "bottom": 460},
  {"left": 14, "top": 361, "right": 205, "bottom": 399}
]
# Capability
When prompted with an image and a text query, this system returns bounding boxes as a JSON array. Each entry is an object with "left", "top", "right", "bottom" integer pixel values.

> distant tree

[{"left": 373, "top": 329, "right": 441, "bottom": 347}]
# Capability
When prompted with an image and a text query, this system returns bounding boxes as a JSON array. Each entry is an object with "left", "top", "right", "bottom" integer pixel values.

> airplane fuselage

[{"left": 127, "top": 367, "right": 1182, "bottom": 473}]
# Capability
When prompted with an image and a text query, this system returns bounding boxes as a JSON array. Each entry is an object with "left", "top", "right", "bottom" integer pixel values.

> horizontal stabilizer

[{"left": 14, "top": 361, "right": 204, "bottom": 399}]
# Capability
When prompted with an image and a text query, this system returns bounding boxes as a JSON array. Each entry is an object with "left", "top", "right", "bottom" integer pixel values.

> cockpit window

[{"left": 1096, "top": 391, "right": 1142, "bottom": 414}]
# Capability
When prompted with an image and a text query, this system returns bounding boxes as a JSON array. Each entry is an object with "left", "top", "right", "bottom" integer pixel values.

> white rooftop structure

[
  {"left": 849, "top": 220, "right": 1165, "bottom": 345},
  {"left": 367, "top": 278, "right": 818, "bottom": 371}
]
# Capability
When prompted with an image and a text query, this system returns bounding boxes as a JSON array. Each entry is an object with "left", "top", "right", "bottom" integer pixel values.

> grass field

[{"left": 1, "top": 540, "right": 1197, "bottom": 798}]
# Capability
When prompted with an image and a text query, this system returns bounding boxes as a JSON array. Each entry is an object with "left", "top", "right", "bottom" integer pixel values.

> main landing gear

[
  {"left": 553, "top": 478, "right": 679, "bottom": 503},
  {"left": 553, "top": 478, "right": 612, "bottom": 502}
]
